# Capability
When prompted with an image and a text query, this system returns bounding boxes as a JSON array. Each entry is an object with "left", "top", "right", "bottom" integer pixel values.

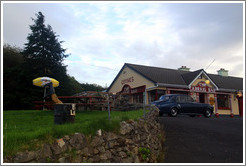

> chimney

[
  {"left": 217, "top": 68, "right": 228, "bottom": 77},
  {"left": 178, "top": 66, "right": 190, "bottom": 71}
]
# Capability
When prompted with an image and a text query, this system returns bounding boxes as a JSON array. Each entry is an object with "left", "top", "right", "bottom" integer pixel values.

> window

[
  {"left": 176, "top": 95, "right": 194, "bottom": 103},
  {"left": 148, "top": 90, "right": 165, "bottom": 102},
  {"left": 217, "top": 94, "right": 230, "bottom": 109},
  {"left": 159, "top": 95, "right": 171, "bottom": 101},
  {"left": 157, "top": 90, "right": 165, "bottom": 99},
  {"left": 133, "top": 93, "right": 143, "bottom": 103},
  {"left": 186, "top": 96, "right": 194, "bottom": 102},
  {"left": 176, "top": 96, "right": 186, "bottom": 103}
]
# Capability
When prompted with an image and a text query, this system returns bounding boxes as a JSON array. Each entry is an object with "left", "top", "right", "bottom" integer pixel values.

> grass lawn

[{"left": 3, "top": 109, "right": 147, "bottom": 157}]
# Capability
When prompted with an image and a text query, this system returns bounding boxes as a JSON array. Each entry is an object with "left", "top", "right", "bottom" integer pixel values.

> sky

[{"left": 2, "top": 2, "right": 244, "bottom": 87}]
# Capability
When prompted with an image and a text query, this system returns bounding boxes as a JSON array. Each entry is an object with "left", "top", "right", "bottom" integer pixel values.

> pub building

[{"left": 107, "top": 63, "right": 243, "bottom": 116}]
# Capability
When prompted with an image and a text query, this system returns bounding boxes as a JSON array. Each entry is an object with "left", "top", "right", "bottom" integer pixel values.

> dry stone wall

[{"left": 5, "top": 106, "right": 164, "bottom": 163}]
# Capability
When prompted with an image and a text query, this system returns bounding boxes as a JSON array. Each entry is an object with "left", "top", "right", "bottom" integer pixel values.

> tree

[
  {"left": 3, "top": 12, "right": 104, "bottom": 110},
  {"left": 3, "top": 45, "right": 25, "bottom": 109},
  {"left": 22, "top": 11, "right": 72, "bottom": 97},
  {"left": 3, "top": 11, "right": 73, "bottom": 109},
  {"left": 80, "top": 83, "right": 105, "bottom": 92},
  {"left": 67, "top": 76, "right": 84, "bottom": 95},
  {"left": 22, "top": 12, "right": 69, "bottom": 76},
  {"left": 3, "top": 44, "right": 23, "bottom": 71}
]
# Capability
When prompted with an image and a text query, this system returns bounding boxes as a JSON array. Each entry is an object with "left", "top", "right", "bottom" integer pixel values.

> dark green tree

[
  {"left": 3, "top": 44, "right": 25, "bottom": 109},
  {"left": 23, "top": 12, "right": 68, "bottom": 76},
  {"left": 22, "top": 11, "right": 72, "bottom": 98},
  {"left": 3, "top": 44, "right": 23, "bottom": 71},
  {"left": 80, "top": 83, "right": 105, "bottom": 92},
  {"left": 3, "top": 12, "right": 103, "bottom": 110}
]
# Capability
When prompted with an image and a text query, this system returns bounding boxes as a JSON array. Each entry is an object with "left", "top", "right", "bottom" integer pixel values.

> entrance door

[
  {"left": 238, "top": 97, "right": 243, "bottom": 117},
  {"left": 199, "top": 93, "right": 205, "bottom": 103}
]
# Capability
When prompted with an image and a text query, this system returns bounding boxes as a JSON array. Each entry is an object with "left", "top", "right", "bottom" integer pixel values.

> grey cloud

[
  {"left": 3, "top": 3, "right": 244, "bottom": 86},
  {"left": 166, "top": 3, "right": 243, "bottom": 47}
]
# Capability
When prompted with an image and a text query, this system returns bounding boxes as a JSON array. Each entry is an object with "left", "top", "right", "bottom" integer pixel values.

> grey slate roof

[
  {"left": 107, "top": 63, "right": 243, "bottom": 92},
  {"left": 208, "top": 74, "right": 243, "bottom": 91},
  {"left": 181, "top": 69, "right": 203, "bottom": 85},
  {"left": 126, "top": 63, "right": 189, "bottom": 85}
]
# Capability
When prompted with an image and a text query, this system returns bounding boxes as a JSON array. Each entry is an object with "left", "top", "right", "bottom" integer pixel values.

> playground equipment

[{"left": 33, "top": 77, "right": 75, "bottom": 124}]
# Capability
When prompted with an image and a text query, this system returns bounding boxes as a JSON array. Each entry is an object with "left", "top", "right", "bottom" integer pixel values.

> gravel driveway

[{"left": 159, "top": 115, "right": 243, "bottom": 163}]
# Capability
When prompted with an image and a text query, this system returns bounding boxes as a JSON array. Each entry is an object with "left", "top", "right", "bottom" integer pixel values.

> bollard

[{"left": 215, "top": 113, "right": 219, "bottom": 118}]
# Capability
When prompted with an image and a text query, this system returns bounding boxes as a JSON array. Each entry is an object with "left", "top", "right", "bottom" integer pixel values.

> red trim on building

[
  {"left": 218, "top": 107, "right": 231, "bottom": 110},
  {"left": 238, "top": 97, "right": 243, "bottom": 117}
]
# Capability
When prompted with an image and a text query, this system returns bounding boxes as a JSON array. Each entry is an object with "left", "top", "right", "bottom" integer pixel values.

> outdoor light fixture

[
  {"left": 234, "top": 91, "right": 242, "bottom": 100},
  {"left": 205, "top": 80, "right": 210, "bottom": 85}
]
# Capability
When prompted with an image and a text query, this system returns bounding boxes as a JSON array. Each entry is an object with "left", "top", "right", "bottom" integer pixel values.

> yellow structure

[
  {"left": 33, "top": 77, "right": 59, "bottom": 88},
  {"left": 108, "top": 63, "right": 243, "bottom": 116}
]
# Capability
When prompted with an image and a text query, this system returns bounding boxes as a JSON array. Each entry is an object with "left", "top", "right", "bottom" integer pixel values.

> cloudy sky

[{"left": 2, "top": 2, "right": 244, "bottom": 87}]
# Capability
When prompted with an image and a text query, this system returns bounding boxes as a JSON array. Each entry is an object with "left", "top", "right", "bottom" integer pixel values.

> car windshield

[{"left": 159, "top": 96, "right": 171, "bottom": 101}]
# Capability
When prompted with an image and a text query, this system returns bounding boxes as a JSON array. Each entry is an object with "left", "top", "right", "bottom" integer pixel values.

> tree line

[{"left": 3, "top": 12, "right": 105, "bottom": 110}]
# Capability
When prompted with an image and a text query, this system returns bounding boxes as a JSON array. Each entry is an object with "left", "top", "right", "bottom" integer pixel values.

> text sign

[
  {"left": 190, "top": 81, "right": 215, "bottom": 93},
  {"left": 121, "top": 76, "right": 134, "bottom": 85}
]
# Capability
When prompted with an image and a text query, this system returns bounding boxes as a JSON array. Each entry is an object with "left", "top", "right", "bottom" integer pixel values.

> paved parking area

[{"left": 159, "top": 115, "right": 244, "bottom": 163}]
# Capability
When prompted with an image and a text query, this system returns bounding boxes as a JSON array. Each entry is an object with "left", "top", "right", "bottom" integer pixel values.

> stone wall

[{"left": 5, "top": 106, "right": 164, "bottom": 163}]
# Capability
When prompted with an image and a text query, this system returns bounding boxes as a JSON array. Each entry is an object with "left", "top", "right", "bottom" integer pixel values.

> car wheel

[
  {"left": 204, "top": 109, "right": 212, "bottom": 118},
  {"left": 170, "top": 108, "right": 178, "bottom": 117}
]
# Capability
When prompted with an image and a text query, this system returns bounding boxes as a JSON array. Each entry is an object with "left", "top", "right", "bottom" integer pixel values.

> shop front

[
  {"left": 117, "top": 84, "right": 146, "bottom": 104},
  {"left": 107, "top": 63, "right": 243, "bottom": 116}
]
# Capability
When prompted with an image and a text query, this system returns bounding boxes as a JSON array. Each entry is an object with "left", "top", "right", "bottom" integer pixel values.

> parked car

[{"left": 151, "top": 94, "right": 214, "bottom": 117}]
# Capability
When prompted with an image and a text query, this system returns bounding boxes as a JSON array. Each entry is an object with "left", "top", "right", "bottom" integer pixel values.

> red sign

[
  {"left": 131, "top": 85, "right": 146, "bottom": 94},
  {"left": 120, "top": 85, "right": 146, "bottom": 94},
  {"left": 123, "top": 85, "right": 130, "bottom": 93},
  {"left": 190, "top": 81, "right": 215, "bottom": 93},
  {"left": 121, "top": 76, "right": 134, "bottom": 85}
]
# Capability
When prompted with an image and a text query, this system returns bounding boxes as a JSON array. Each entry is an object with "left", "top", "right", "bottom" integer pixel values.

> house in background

[{"left": 107, "top": 63, "right": 243, "bottom": 116}]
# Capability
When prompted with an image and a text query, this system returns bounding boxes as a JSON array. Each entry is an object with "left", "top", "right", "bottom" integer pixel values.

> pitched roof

[
  {"left": 126, "top": 63, "right": 189, "bottom": 86},
  {"left": 181, "top": 69, "right": 203, "bottom": 85},
  {"left": 107, "top": 63, "right": 243, "bottom": 92},
  {"left": 208, "top": 74, "right": 243, "bottom": 91}
]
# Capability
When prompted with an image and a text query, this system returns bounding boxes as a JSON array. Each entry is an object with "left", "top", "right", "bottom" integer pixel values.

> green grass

[{"left": 3, "top": 109, "right": 146, "bottom": 157}]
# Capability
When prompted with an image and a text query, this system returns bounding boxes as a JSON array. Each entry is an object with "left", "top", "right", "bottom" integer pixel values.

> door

[
  {"left": 186, "top": 95, "right": 202, "bottom": 113},
  {"left": 238, "top": 97, "right": 243, "bottom": 117},
  {"left": 176, "top": 95, "right": 191, "bottom": 114},
  {"left": 199, "top": 93, "right": 205, "bottom": 103}
]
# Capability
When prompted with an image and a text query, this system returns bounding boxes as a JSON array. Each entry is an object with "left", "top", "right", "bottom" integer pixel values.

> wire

[
  {"left": 74, "top": 62, "right": 120, "bottom": 72},
  {"left": 205, "top": 58, "right": 215, "bottom": 70}
]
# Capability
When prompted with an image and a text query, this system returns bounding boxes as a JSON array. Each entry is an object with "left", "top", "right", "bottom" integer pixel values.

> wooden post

[
  {"left": 143, "top": 91, "right": 146, "bottom": 119},
  {"left": 214, "top": 94, "right": 219, "bottom": 117},
  {"left": 229, "top": 95, "right": 233, "bottom": 117},
  {"left": 155, "top": 89, "right": 158, "bottom": 101},
  {"left": 43, "top": 87, "right": 47, "bottom": 110},
  {"left": 196, "top": 93, "right": 200, "bottom": 102},
  {"left": 107, "top": 93, "right": 111, "bottom": 121}
]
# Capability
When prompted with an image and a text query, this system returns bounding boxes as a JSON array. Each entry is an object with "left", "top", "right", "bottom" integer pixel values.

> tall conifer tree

[
  {"left": 22, "top": 12, "right": 71, "bottom": 96},
  {"left": 23, "top": 12, "right": 69, "bottom": 76}
]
